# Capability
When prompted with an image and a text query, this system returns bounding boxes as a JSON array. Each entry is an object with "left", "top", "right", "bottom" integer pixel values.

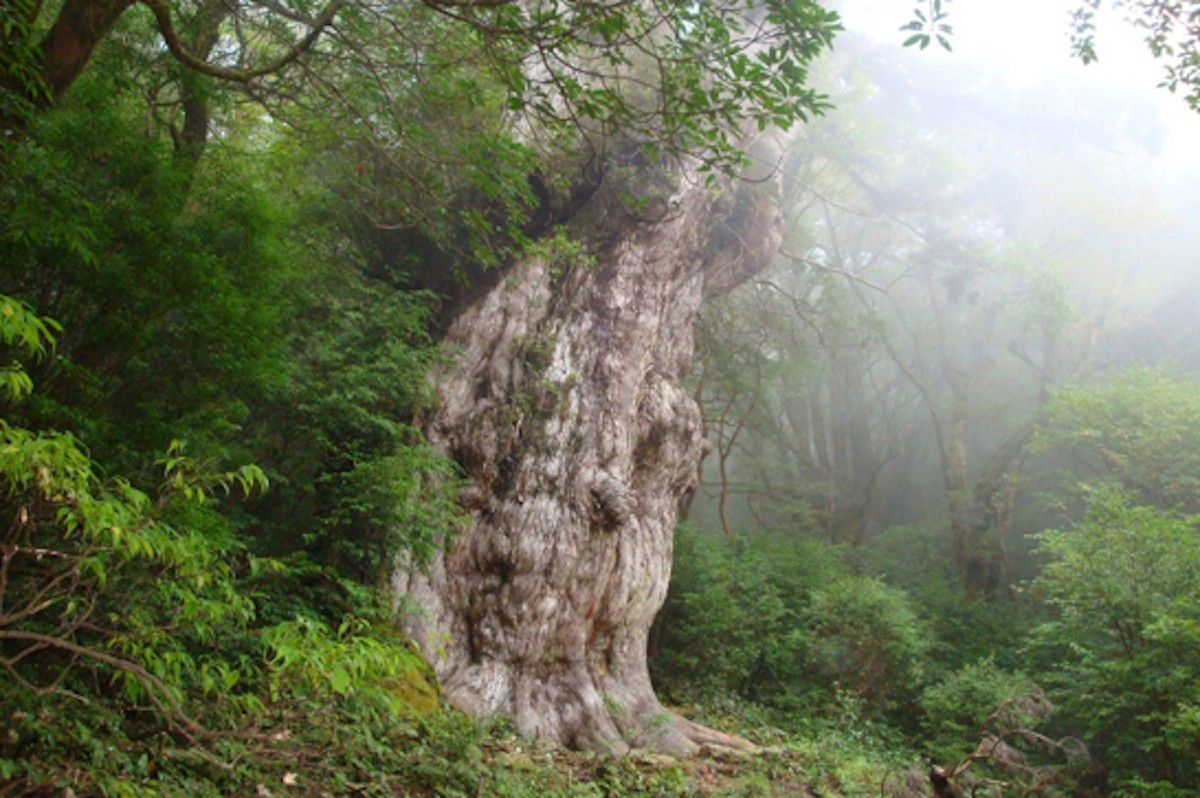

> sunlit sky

[{"left": 833, "top": 0, "right": 1200, "bottom": 167}]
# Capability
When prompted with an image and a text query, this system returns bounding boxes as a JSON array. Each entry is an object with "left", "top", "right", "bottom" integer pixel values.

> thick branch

[
  {"left": 139, "top": 0, "right": 345, "bottom": 83},
  {"left": 36, "top": 0, "right": 136, "bottom": 101}
]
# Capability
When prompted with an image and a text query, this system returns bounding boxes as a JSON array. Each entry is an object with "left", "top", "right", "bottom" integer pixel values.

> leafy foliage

[
  {"left": 805, "top": 576, "right": 929, "bottom": 716},
  {"left": 1069, "top": 0, "right": 1200, "bottom": 110},
  {"left": 0, "top": 27, "right": 469, "bottom": 789},
  {"left": 244, "top": 276, "right": 464, "bottom": 590},
  {"left": 1031, "top": 491, "right": 1200, "bottom": 792},
  {"left": 854, "top": 524, "right": 1031, "bottom": 676},
  {"left": 901, "top": 0, "right": 954, "bottom": 52},
  {"left": 0, "top": 297, "right": 255, "bottom": 789},
  {"left": 1035, "top": 365, "right": 1200, "bottom": 513},
  {"left": 0, "top": 72, "right": 295, "bottom": 471},
  {"left": 0, "top": 294, "right": 460, "bottom": 796},
  {"left": 327, "top": 0, "right": 841, "bottom": 174},
  {"left": 919, "top": 658, "right": 1041, "bottom": 765},
  {"left": 653, "top": 527, "right": 927, "bottom": 722}
]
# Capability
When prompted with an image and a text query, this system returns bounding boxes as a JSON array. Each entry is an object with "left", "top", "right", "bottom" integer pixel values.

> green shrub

[
  {"left": 919, "top": 657, "right": 1040, "bottom": 764},
  {"left": 654, "top": 526, "right": 929, "bottom": 722},
  {"left": 1030, "top": 491, "right": 1200, "bottom": 792},
  {"left": 0, "top": 298, "right": 259, "bottom": 793},
  {"left": 856, "top": 524, "right": 1031, "bottom": 676},
  {"left": 0, "top": 298, "right": 448, "bottom": 795},
  {"left": 1035, "top": 365, "right": 1200, "bottom": 513},
  {"left": 654, "top": 527, "right": 840, "bottom": 706},
  {"left": 803, "top": 576, "right": 929, "bottom": 718}
]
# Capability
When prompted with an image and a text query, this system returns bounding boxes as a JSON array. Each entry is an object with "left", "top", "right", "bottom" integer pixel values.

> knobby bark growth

[{"left": 396, "top": 152, "right": 784, "bottom": 754}]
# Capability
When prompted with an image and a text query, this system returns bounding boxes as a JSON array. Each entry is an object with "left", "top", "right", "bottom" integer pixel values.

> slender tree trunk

[
  {"left": 943, "top": 384, "right": 972, "bottom": 579},
  {"left": 171, "top": 0, "right": 229, "bottom": 168},
  {"left": 395, "top": 158, "right": 783, "bottom": 753}
]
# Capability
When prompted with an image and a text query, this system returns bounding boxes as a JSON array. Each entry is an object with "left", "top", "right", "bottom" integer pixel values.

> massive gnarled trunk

[{"left": 395, "top": 156, "right": 783, "bottom": 754}]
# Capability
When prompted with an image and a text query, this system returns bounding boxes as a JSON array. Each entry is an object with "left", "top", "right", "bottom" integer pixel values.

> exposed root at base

[{"left": 676, "top": 717, "right": 757, "bottom": 753}]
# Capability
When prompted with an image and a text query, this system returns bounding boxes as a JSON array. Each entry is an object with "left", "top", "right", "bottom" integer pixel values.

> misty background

[
  {"left": 645, "top": 13, "right": 1200, "bottom": 788},
  {"left": 681, "top": 0, "right": 1200, "bottom": 561}
]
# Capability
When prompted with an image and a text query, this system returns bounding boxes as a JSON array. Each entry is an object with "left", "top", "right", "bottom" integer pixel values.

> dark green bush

[
  {"left": 919, "top": 657, "right": 1040, "bottom": 764},
  {"left": 654, "top": 526, "right": 928, "bottom": 722},
  {"left": 1030, "top": 491, "right": 1200, "bottom": 792},
  {"left": 804, "top": 575, "right": 929, "bottom": 716},
  {"left": 855, "top": 524, "right": 1032, "bottom": 676}
]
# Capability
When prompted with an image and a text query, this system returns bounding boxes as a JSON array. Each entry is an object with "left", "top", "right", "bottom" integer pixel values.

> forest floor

[
  {"left": 477, "top": 737, "right": 817, "bottom": 796},
  {"left": 401, "top": 726, "right": 921, "bottom": 797},
  {"left": 306, "top": 703, "right": 925, "bottom": 798}
]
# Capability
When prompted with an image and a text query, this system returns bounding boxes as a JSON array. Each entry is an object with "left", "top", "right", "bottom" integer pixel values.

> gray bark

[{"left": 395, "top": 155, "right": 783, "bottom": 754}]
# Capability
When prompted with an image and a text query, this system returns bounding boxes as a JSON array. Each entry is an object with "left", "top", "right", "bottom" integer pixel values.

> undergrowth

[{"left": 2, "top": 696, "right": 920, "bottom": 797}]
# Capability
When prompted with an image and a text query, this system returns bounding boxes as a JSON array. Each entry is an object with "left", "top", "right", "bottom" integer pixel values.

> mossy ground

[{"left": 265, "top": 701, "right": 921, "bottom": 798}]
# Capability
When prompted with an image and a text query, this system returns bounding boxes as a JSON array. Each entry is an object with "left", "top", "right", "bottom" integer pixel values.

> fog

[
  {"left": 685, "top": 0, "right": 1200, "bottom": 581},
  {"left": 840, "top": 0, "right": 1200, "bottom": 167}
]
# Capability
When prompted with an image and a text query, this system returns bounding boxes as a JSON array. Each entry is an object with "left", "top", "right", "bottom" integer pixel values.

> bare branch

[{"left": 0, "top": 628, "right": 205, "bottom": 739}]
